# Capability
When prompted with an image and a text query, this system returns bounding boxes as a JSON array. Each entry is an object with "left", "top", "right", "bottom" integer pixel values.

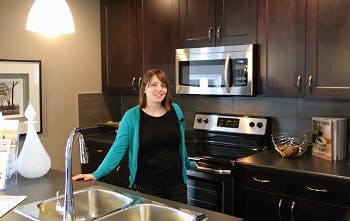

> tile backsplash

[{"left": 78, "top": 93, "right": 350, "bottom": 156}]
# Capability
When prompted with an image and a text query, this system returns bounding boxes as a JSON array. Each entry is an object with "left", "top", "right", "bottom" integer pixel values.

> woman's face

[{"left": 144, "top": 75, "right": 167, "bottom": 104}]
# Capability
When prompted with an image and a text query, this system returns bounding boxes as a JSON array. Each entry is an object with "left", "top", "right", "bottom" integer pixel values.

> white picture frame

[{"left": 0, "top": 60, "right": 42, "bottom": 134}]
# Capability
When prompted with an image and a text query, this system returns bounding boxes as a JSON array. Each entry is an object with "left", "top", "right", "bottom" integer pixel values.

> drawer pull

[
  {"left": 89, "top": 149, "right": 104, "bottom": 153},
  {"left": 306, "top": 186, "right": 328, "bottom": 193},
  {"left": 252, "top": 176, "right": 271, "bottom": 183}
]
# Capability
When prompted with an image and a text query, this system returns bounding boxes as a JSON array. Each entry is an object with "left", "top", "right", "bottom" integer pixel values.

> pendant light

[{"left": 26, "top": 0, "right": 75, "bottom": 37}]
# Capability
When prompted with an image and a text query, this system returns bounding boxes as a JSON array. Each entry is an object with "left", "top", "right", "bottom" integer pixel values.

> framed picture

[{"left": 0, "top": 60, "right": 42, "bottom": 134}]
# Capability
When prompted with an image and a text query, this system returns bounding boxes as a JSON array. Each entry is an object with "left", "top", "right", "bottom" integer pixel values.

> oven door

[
  {"left": 186, "top": 169, "right": 234, "bottom": 216},
  {"left": 175, "top": 45, "right": 255, "bottom": 96}
]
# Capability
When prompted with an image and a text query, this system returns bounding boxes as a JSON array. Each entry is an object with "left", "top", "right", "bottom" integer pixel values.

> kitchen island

[{"left": 0, "top": 169, "right": 242, "bottom": 220}]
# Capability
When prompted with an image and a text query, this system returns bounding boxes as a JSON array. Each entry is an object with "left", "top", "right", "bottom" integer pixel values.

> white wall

[{"left": 0, "top": 0, "right": 101, "bottom": 174}]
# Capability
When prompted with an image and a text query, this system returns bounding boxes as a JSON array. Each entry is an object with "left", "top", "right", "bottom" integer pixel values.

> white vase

[{"left": 17, "top": 104, "right": 51, "bottom": 178}]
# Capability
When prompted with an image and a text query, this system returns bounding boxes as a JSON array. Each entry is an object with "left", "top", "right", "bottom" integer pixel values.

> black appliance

[{"left": 185, "top": 113, "right": 271, "bottom": 216}]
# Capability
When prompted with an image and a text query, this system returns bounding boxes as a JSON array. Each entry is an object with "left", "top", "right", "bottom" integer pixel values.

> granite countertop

[
  {"left": 237, "top": 149, "right": 350, "bottom": 180},
  {"left": 0, "top": 170, "right": 242, "bottom": 221}
]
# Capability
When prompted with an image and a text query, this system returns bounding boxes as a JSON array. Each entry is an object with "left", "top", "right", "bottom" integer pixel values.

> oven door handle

[{"left": 196, "top": 165, "right": 231, "bottom": 175}]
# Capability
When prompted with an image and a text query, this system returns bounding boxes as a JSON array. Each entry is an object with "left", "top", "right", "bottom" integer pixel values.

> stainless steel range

[{"left": 185, "top": 113, "right": 271, "bottom": 216}]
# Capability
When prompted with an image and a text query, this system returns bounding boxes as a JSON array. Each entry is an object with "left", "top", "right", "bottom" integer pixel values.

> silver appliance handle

[
  {"left": 196, "top": 165, "right": 231, "bottom": 175},
  {"left": 224, "top": 53, "right": 231, "bottom": 93}
]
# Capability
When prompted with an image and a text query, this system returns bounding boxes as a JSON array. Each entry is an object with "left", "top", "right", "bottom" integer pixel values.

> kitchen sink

[
  {"left": 15, "top": 185, "right": 207, "bottom": 221},
  {"left": 15, "top": 186, "right": 136, "bottom": 221},
  {"left": 97, "top": 203, "right": 208, "bottom": 221}
]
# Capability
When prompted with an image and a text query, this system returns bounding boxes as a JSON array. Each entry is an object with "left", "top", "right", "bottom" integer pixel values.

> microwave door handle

[{"left": 224, "top": 54, "right": 231, "bottom": 93}]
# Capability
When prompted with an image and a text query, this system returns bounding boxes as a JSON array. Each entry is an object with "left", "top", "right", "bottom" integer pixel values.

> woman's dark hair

[{"left": 138, "top": 68, "right": 172, "bottom": 111}]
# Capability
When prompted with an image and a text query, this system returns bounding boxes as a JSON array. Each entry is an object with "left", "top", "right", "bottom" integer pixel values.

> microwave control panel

[{"left": 232, "top": 58, "right": 248, "bottom": 86}]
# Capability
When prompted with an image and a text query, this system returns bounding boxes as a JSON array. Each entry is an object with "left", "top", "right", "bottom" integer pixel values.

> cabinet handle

[
  {"left": 296, "top": 75, "right": 302, "bottom": 88},
  {"left": 89, "top": 149, "right": 103, "bottom": 153},
  {"left": 306, "top": 186, "right": 328, "bottom": 193},
  {"left": 308, "top": 75, "right": 313, "bottom": 90},
  {"left": 138, "top": 77, "right": 142, "bottom": 89},
  {"left": 278, "top": 199, "right": 283, "bottom": 219},
  {"left": 252, "top": 176, "right": 271, "bottom": 183},
  {"left": 131, "top": 76, "right": 136, "bottom": 91},
  {"left": 208, "top": 27, "right": 213, "bottom": 42},
  {"left": 216, "top": 26, "right": 222, "bottom": 41},
  {"left": 290, "top": 201, "right": 295, "bottom": 221}
]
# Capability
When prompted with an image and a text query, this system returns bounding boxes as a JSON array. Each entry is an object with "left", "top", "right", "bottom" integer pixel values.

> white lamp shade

[{"left": 26, "top": 0, "right": 75, "bottom": 37}]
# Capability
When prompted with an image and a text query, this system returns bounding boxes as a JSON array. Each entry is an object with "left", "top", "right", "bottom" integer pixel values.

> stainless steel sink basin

[
  {"left": 15, "top": 186, "right": 135, "bottom": 221},
  {"left": 97, "top": 203, "right": 207, "bottom": 221}
]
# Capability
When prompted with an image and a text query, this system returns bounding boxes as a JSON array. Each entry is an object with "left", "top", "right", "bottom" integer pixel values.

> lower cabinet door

[
  {"left": 292, "top": 198, "right": 349, "bottom": 221},
  {"left": 241, "top": 189, "right": 350, "bottom": 221},
  {"left": 242, "top": 189, "right": 285, "bottom": 221}
]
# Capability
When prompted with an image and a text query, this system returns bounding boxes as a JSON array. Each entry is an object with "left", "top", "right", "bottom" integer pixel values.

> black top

[{"left": 136, "top": 106, "right": 182, "bottom": 186}]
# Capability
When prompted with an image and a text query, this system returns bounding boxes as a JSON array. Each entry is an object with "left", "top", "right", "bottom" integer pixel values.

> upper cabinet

[
  {"left": 101, "top": 0, "right": 179, "bottom": 94},
  {"left": 306, "top": 0, "right": 350, "bottom": 98},
  {"left": 260, "top": 0, "right": 350, "bottom": 98},
  {"left": 179, "top": 0, "right": 257, "bottom": 48},
  {"left": 101, "top": 0, "right": 138, "bottom": 94}
]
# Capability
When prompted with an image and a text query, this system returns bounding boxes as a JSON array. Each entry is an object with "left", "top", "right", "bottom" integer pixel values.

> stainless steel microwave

[{"left": 175, "top": 44, "right": 257, "bottom": 96}]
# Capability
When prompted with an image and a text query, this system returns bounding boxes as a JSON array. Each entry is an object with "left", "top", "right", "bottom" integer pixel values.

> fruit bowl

[{"left": 271, "top": 134, "right": 309, "bottom": 158}]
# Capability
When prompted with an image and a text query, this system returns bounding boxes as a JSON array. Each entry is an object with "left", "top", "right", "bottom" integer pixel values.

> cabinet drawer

[
  {"left": 238, "top": 166, "right": 286, "bottom": 193},
  {"left": 288, "top": 173, "right": 350, "bottom": 207}
]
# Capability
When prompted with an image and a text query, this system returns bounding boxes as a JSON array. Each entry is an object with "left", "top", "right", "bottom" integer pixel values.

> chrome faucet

[{"left": 63, "top": 128, "right": 89, "bottom": 221}]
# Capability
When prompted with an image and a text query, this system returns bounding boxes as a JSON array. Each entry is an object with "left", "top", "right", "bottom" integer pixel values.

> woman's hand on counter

[{"left": 72, "top": 173, "right": 96, "bottom": 181}]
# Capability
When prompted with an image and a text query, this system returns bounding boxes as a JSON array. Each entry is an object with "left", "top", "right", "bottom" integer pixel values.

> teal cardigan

[{"left": 92, "top": 103, "right": 196, "bottom": 188}]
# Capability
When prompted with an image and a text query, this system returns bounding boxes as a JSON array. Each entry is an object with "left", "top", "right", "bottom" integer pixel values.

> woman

[{"left": 73, "top": 68, "right": 196, "bottom": 203}]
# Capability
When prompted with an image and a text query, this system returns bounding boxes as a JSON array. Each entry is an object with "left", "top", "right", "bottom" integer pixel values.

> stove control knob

[
  {"left": 249, "top": 122, "right": 255, "bottom": 127},
  {"left": 196, "top": 118, "right": 202, "bottom": 123},
  {"left": 257, "top": 122, "right": 263, "bottom": 128},
  {"left": 203, "top": 118, "right": 209, "bottom": 124}
]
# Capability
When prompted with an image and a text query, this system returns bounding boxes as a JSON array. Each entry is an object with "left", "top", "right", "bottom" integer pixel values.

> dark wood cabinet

[
  {"left": 82, "top": 137, "right": 129, "bottom": 188},
  {"left": 236, "top": 165, "right": 350, "bottom": 221},
  {"left": 259, "top": 0, "right": 350, "bottom": 98},
  {"left": 101, "top": 0, "right": 138, "bottom": 94},
  {"left": 81, "top": 139, "right": 119, "bottom": 185},
  {"left": 241, "top": 189, "right": 348, "bottom": 221},
  {"left": 79, "top": 128, "right": 129, "bottom": 188},
  {"left": 306, "top": 0, "right": 350, "bottom": 98},
  {"left": 179, "top": 0, "right": 257, "bottom": 48},
  {"left": 101, "top": 0, "right": 179, "bottom": 94}
]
